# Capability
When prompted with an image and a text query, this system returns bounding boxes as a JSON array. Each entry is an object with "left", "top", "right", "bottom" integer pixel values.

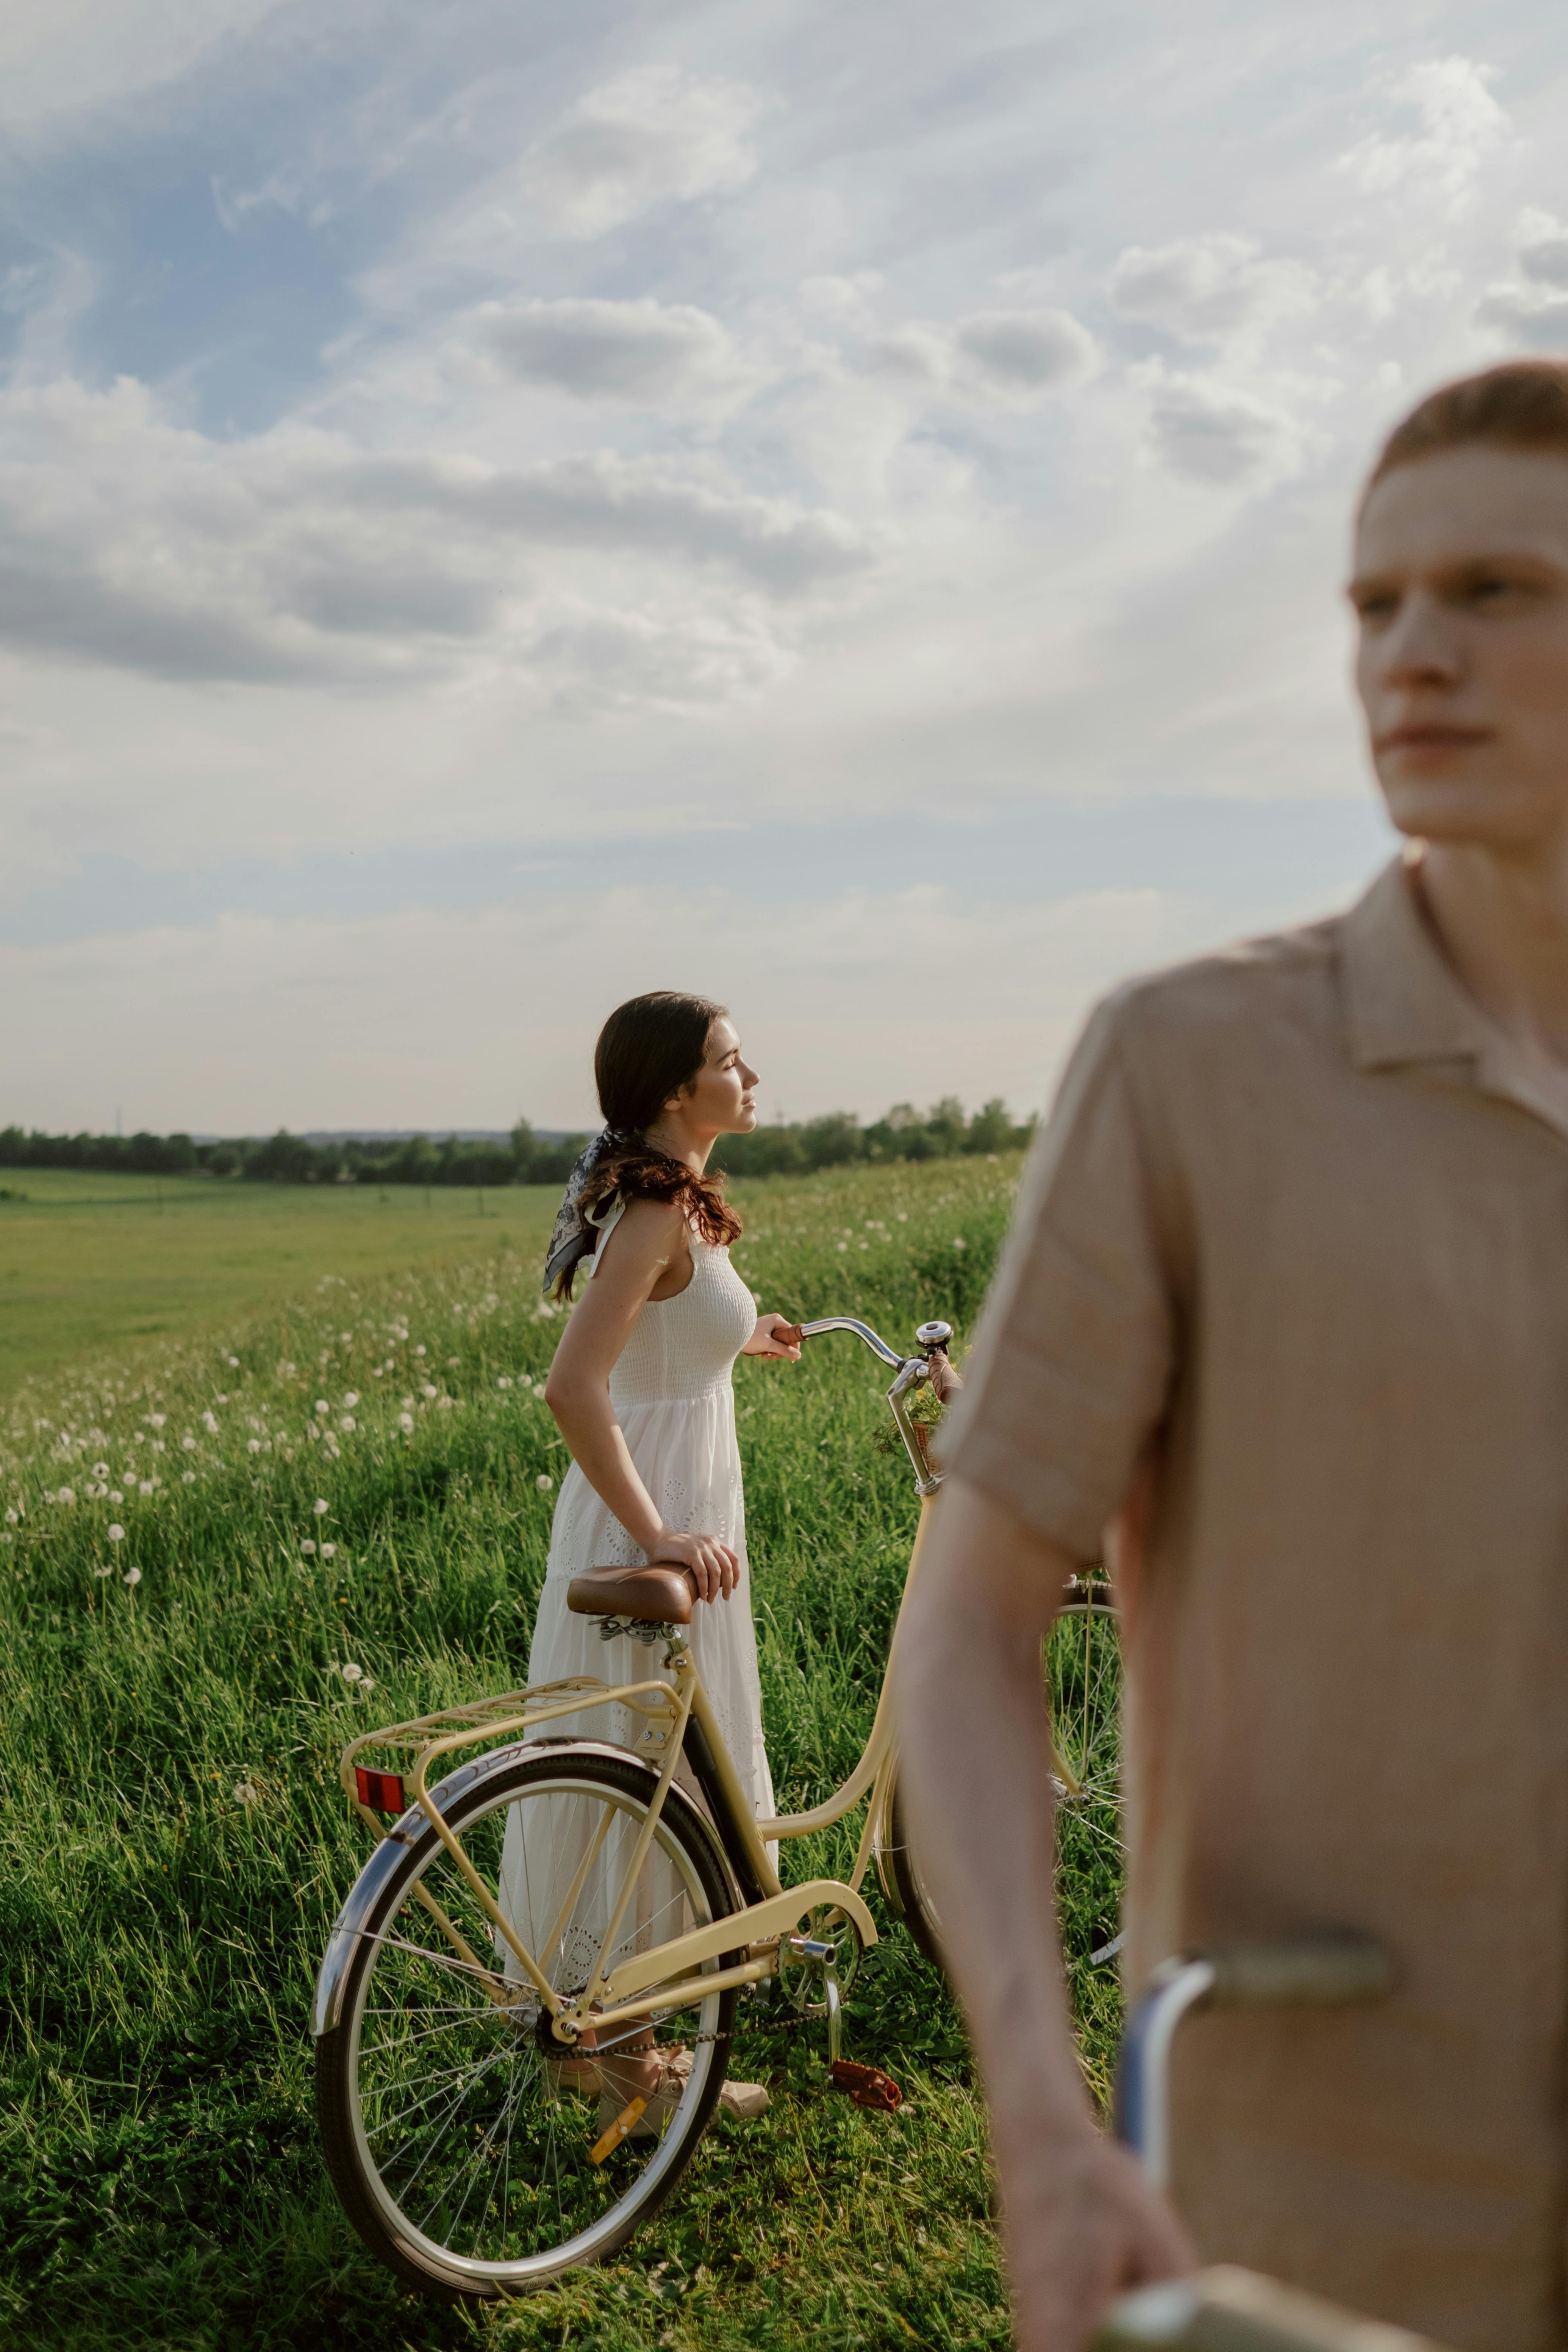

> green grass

[
  {"left": 0, "top": 1153, "right": 1121, "bottom": 2351},
  {"left": 0, "top": 1168, "right": 563, "bottom": 1397}
]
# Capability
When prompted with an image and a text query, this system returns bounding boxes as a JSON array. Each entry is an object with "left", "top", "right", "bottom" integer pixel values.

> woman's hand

[
  {"left": 652, "top": 1528, "right": 739, "bottom": 1603},
  {"left": 744, "top": 1314, "right": 803, "bottom": 1361}
]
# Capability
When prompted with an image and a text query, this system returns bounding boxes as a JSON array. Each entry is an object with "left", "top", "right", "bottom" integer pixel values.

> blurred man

[{"left": 897, "top": 361, "right": 1568, "bottom": 2352}]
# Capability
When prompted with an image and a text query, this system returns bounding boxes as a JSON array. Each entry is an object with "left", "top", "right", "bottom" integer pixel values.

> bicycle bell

[{"left": 915, "top": 1320, "right": 952, "bottom": 1353}]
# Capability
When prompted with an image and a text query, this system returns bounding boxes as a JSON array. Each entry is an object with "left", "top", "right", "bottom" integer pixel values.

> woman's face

[{"left": 673, "top": 1016, "right": 758, "bottom": 1136}]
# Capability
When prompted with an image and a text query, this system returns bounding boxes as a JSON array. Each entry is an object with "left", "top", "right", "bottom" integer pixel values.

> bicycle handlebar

[{"left": 796, "top": 1315, "right": 905, "bottom": 1369}]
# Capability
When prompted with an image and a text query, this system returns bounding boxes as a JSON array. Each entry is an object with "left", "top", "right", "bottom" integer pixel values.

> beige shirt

[{"left": 944, "top": 857, "right": 1568, "bottom": 2352}]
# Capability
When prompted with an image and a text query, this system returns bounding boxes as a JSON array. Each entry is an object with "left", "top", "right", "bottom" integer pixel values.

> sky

[{"left": 5, "top": 1, "right": 1568, "bottom": 1137}]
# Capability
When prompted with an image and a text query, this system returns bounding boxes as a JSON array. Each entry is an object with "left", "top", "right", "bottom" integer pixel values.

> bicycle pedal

[
  {"left": 830, "top": 2060, "right": 903, "bottom": 2113},
  {"left": 588, "top": 2097, "right": 646, "bottom": 2163}
]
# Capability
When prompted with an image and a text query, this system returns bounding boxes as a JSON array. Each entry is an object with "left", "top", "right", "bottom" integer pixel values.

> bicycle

[
  {"left": 1093, "top": 1935, "right": 1455, "bottom": 2352},
  {"left": 311, "top": 1313, "right": 952, "bottom": 2297}
]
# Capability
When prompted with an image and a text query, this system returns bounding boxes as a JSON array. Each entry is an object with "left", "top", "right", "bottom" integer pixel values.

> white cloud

[
  {"left": 1109, "top": 234, "right": 1318, "bottom": 342},
  {"left": 474, "top": 296, "right": 746, "bottom": 402},
  {"left": 522, "top": 65, "right": 762, "bottom": 240},
  {"left": 1518, "top": 210, "right": 1568, "bottom": 290},
  {"left": 1133, "top": 363, "right": 1307, "bottom": 488},
  {"left": 1338, "top": 56, "right": 1510, "bottom": 208},
  {"left": 0, "top": 0, "right": 288, "bottom": 131},
  {"left": 866, "top": 307, "right": 1097, "bottom": 403},
  {"left": 0, "top": 377, "right": 871, "bottom": 693}
]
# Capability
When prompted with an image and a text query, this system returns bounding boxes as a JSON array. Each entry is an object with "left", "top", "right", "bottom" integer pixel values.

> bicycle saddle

[{"left": 566, "top": 1562, "right": 697, "bottom": 1624}]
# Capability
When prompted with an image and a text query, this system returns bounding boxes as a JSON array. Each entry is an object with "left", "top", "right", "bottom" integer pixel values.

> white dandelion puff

[
  {"left": 94, "top": 1561, "right": 113, "bottom": 1578},
  {"left": 313, "top": 1498, "right": 329, "bottom": 1516},
  {"left": 182, "top": 1470, "right": 196, "bottom": 1484},
  {"left": 92, "top": 1462, "right": 109, "bottom": 1479},
  {"left": 247, "top": 1439, "right": 262, "bottom": 1454},
  {"left": 181, "top": 1435, "right": 196, "bottom": 1451},
  {"left": 339, "top": 1415, "right": 355, "bottom": 1432},
  {"left": 109, "top": 1489, "right": 124, "bottom": 1504},
  {"left": 360, "top": 1677, "right": 375, "bottom": 1692},
  {"left": 536, "top": 1473, "right": 553, "bottom": 1492},
  {"left": 55, "top": 1487, "right": 75, "bottom": 1505},
  {"left": 497, "top": 1377, "right": 512, "bottom": 1390},
  {"left": 233, "top": 1779, "right": 260, "bottom": 1805},
  {"left": 314, "top": 1400, "right": 330, "bottom": 1417},
  {"left": 124, "top": 1565, "right": 142, "bottom": 1587},
  {"left": 398, "top": 1413, "right": 413, "bottom": 1432},
  {"left": 301, "top": 1539, "right": 316, "bottom": 1556},
  {"left": 343, "top": 1391, "right": 358, "bottom": 1408},
  {"left": 138, "top": 1480, "right": 154, "bottom": 1497},
  {"left": 320, "top": 1541, "right": 335, "bottom": 1559},
  {"left": 414, "top": 1345, "right": 426, "bottom": 1357},
  {"left": 341, "top": 1661, "right": 363, "bottom": 1683},
  {"left": 227, "top": 1356, "right": 239, "bottom": 1368}
]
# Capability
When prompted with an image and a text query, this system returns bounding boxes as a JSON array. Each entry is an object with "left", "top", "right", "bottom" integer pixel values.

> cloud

[
  {"left": 0, "top": 0, "right": 288, "bottom": 131},
  {"left": 1338, "top": 56, "right": 1510, "bottom": 208},
  {"left": 522, "top": 65, "right": 762, "bottom": 240},
  {"left": 0, "top": 378, "right": 871, "bottom": 690},
  {"left": 866, "top": 306, "right": 1097, "bottom": 403},
  {"left": 1473, "top": 211, "right": 1568, "bottom": 350},
  {"left": 1519, "top": 210, "right": 1568, "bottom": 290},
  {"left": 1133, "top": 364, "right": 1306, "bottom": 487},
  {"left": 475, "top": 297, "right": 744, "bottom": 401},
  {"left": 1108, "top": 234, "right": 1318, "bottom": 342}
]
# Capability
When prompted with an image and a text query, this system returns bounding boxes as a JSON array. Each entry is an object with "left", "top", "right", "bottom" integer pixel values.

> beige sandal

[{"left": 597, "top": 2047, "right": 770, "bottom": 2138}]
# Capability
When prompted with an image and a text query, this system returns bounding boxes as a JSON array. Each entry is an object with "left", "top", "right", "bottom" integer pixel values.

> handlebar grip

[
  {"left": 1093, "top": 2264, "right": 1450, "bottom": 2350},
  {"left": 1204, "top": 1934, "right": 1395, "bottom": 2011}
]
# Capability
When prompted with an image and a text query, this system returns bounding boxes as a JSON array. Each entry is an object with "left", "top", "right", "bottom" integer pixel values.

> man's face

[{"left": 1351, "top": 444, "right": 1568, "bottom": 855}]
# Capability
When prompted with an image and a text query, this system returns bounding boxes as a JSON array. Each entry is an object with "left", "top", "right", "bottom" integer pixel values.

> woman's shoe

[{"left": 596, "top": 2048, "right": 770, "bottom": 2137}]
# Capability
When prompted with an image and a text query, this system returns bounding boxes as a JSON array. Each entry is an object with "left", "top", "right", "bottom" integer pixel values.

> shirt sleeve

[{"left": 941, "top": 994, "right": 1178, "bottom": 1561}]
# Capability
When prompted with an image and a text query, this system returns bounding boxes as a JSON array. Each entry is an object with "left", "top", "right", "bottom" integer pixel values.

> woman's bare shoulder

[{"left": 596, "top": 1193, "right": 685, "bottom": 1274}]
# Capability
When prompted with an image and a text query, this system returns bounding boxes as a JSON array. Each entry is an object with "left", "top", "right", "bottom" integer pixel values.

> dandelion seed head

[
  {"left": 92, "top": 1462, "right": 109, "bottom": 1479},
  {"left": 227, "top": 1356, "right": 239, "bottom": 1368},
  {"left": 320, "top": 1541, "right": 335, "bottom": 1559},
  {"left": 233, "top": 1779, "right": 259, "bottom": 1805},
  {"left": 181, "top": 1435, "right": 195, "bottom": 1451},
  {"left": 497, "top": 1377, "right": 511, "bottom": 1390},
  {"left": 398, "top": 1412, "right": 413, "bottom": 1432},
  {"left": 182, "top": 1470, "right": 196, "bottom": 1483},
  {"left": 109, "top": 1489, "right": 124, "bottom": 1504},
  {"left": 313, "top": 1497, "right": 329, "bottom": 1515},
  {"left": 124, "top": 1565, "right": 142, "bottom": 1587},
  {"left": 339, "top": 1414, "right": 356, "bottom": 1432},
  {"left": 247, "top": 1438, "right": 262, "bottom": 1454},
  {"left": 414, "top": 1345, "right": 425, "bottom": 1357},
  {"left": 341, "top": 1661, "right": 363, "bottom": 1683},
  {"left": 343, "top": 1391, "right": 358, "bottom": 1408},
  {"left": 536, "top": 1473, "right": 553, "bottom": 1492},
  {"left": 55, "top": 1487, "right": 75, "bottom": 1505},
  {"left": 301, "top": 1539, "right": 316, "bottom": 1556},
  {"left": 314, "top": 1401, "right": 330, "bottom": 1417},
  {"left": 107, "top": 1524, "right": 125, "bottom": 1542},
  {"left": 94, "top": 1560, "right": 113, "bottom": 1576},
  {"left": 138, "top": 1479, "right": 154, "bottom": 1496}
]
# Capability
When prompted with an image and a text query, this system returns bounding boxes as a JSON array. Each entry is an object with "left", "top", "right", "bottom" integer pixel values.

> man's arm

[{"left": 895, "top": 1476, "right": 1195, "bottom": 2352}]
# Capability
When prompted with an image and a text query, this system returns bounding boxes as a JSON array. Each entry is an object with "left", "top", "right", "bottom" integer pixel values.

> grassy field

[
  {"left": 0, "top": 1170, "right": 563, "bottom": 1396},
  {"left": 0, "top": 1154, "right": 1121, "bottom": 2352}
]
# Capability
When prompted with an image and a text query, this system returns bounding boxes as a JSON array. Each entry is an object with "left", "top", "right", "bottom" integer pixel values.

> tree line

[{"left": 0, "top": 1096, "right": 1032, "bottom": 1189}]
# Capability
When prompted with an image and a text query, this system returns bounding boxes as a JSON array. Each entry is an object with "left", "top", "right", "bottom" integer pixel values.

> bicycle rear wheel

[
  {"left": 316, "top": 1747, "right": 741, "bottom": 2300},
  {"left": 1047, "top": 1587, "right": 1122, "bottom": 1966}
]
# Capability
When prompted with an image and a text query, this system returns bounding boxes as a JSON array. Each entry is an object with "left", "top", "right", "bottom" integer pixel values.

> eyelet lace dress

[{"left": 497, "top": 1203, "right": 776, "bottom": 1981}]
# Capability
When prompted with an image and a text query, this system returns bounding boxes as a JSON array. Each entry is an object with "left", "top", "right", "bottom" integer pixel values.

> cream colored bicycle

[{"left": 311, "top": 1312, "right": 1118, "bottom": 2301}]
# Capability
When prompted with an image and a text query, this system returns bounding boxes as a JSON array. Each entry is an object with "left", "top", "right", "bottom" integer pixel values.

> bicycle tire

[
  {"left": 316, "top": 1746, "right": 741, "bottom": 2300},
  {"left": 883, "top": 1771, "right": 946, "bottom": 1972}
]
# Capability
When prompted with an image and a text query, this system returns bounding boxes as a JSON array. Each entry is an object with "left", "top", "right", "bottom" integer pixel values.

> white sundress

[{"left": 496, "top": 1203, "right": 776, "bottom": 1980}]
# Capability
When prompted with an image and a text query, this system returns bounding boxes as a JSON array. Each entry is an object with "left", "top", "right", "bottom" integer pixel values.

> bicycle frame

[{"left": 322, "top": 1315, "right": 951, "bottom": 2051}]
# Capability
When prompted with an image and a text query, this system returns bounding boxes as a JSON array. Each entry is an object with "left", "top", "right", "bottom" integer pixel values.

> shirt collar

[{"left": 1340, "top": 853, "right": 1490, "bottom": 1073}]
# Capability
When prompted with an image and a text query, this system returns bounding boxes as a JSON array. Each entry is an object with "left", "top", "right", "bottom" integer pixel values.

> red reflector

[{"left": 356, "top": 1766, "right": 406, "bottom": 1816}]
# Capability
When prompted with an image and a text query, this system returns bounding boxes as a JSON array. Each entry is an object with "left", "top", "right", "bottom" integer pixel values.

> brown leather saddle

[{"left": 566, "top": 1562, "right": 699, "bottom": 1625}]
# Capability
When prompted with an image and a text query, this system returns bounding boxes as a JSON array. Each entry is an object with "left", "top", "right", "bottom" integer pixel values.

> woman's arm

[{"left": 542, "top": 1201, "right": 739, "bottom": 1600}]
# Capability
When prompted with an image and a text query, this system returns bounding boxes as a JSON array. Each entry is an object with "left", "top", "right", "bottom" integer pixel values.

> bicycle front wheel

[{"left": 316, "top": 1747, "right": 741, "bottom": 2300}]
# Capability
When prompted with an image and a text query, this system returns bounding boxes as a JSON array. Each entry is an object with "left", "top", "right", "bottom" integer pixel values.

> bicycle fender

[{"left": 310, "top": 1739, "right": 734, "bottom": 2038}]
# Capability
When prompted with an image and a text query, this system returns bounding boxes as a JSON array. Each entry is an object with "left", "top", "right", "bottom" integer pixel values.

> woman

[{"left": 499, "top": 990, "right": 802, "bottom": 2124}]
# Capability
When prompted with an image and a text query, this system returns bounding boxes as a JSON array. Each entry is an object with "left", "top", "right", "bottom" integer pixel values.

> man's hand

[
  {"left": 895, "top": 1477, "right": 1195, "bottom": 2351},
  {"left": 994, "top": 2124, "right": 1196, "bottom": 2352}
]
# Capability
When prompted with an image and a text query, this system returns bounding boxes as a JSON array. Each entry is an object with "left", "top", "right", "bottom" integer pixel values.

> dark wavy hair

[{"left": 555, "top": 991, "right": 743, "bottom": 1298}]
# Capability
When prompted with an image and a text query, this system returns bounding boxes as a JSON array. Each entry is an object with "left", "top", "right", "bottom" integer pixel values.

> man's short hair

[{"left": 1365, "top": 359, "right": 1568, "bottom": 505}]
